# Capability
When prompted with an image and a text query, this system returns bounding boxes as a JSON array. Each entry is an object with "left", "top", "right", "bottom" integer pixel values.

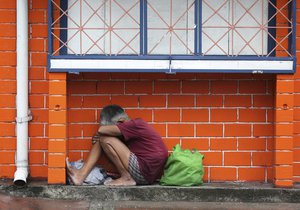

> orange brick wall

[
  {"left": 0, "top": 0, "right": 299, "bottom": 187},
  {"left": 67, "top": 73, "right": 275, "bottom": 182}
]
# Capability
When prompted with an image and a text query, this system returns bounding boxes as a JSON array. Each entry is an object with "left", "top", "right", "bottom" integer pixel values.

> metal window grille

[{"left": 48, "top": 0, "right": 296, "bottom": 73}]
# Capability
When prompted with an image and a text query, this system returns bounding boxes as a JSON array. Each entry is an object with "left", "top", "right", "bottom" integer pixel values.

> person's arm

[{"left": 97, "top": 125, "right": 122, "bottom": 137}]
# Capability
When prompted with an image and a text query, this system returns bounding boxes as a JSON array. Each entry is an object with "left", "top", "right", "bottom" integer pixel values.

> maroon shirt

[{"left": 117, "top": 118, "right": 168, "bottom": 183}]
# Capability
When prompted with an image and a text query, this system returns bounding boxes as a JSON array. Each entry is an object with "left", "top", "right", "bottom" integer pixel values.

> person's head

[{"left": 100, "top": 104, "right": 130, "bottom": 126}]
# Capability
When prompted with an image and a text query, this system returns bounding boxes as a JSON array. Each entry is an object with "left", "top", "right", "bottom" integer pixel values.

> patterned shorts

[{"left": 128, "top": 153, "right": 149, "bottom": 185}]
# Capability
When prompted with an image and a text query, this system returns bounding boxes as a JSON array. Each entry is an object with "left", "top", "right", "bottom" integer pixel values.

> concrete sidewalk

[{"left": 1, "top": 180, "right": 300, "bottom": 203}]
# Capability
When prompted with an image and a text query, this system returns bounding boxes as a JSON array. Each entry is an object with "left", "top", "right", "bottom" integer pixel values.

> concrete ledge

[{"left": 1, "top": 181, "right": 300, "bottom": 203}]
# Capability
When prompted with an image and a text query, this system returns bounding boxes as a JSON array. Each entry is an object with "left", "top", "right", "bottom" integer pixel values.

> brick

[
  {"left": 0, "top": 11, "right": 15, "bottom": 23},
  {"left": 0, "top": 166, "right": 15, "bottom": 178},
  {"left": 181, "top": 138, "right": 209, "bottom": 150},
  {"left": 31, "top": 52, "right": 47, "bottom": 66},
  {"left": 238, "top": 168, "right": 265, "bottom": 181},
  {"left": 252, "top": 152, "right": 273, "bottom": 166},
  {"left": 68, "top": 96, "right": 82, "bottom": 108},
  {"left": 196, "top": 95, "right": 223, "bottom": 107},
  {"left": 82, "top": 123, "right": 101, "bottom": 137},
  {"left": 274, "top": 180, "right": 293, "bottom": 188},
  {"left": 0, "top": 151, "right": 15, "bottom": 164},
  {"left": 29, "top": 123, "right": 44, "bottom": 137},
  {"left": 196, "top": 124, "right": 223, "bottom": 137},
  {"left": 0, "top": 109, "right": 15, "bottom": 121},
  {"left": 68, "top": 139, "right": 91, "bottom": 150},
  {"left": 29, "top": 151, "right": 45, "bottom": 164},
  {"left": 110, "top": 73, "right": 140, "bottom": 80},
  {"left": 211, "top": 109, "right": 237, "bottom": 122},
  {"left": 31, "top": 24, "right": 47, "bottom": 38},
  {"left": 182, "top": 109, "right": 209, "bottom": 122},
  {"left": 49, "top": 125, "right": 67, "bottom": 139},
  {"left": 0, "top": 52, "right": 16, "bottom": 66},
  {"left": 31, "top": 109, "right": 48, "bottom": 122},
  {"left": 0, "top": 123, "right": 15, "bottom": 136},
  {"left": 29, "top": 95, "right": 45, "bottom": 108},
  {"left": 150, "top": 123, "right": 166, "bottom": 137},
  {"left": 182, "top": 80, "right": 209, "bottom": 93},
  {"left": 0, "top": 24, "right": 16, "bottom": 37},
  {"left": 224, "top": 152, "right": 251, "bottom": 166},
  {"left": 276, "top": 109, "right": 294, "bottom": 121},
  {"left": 29, "top": 10, "right": 46, "bottom": 23},
  {"left": 30, "top": 81, "right": 48, "bottom": 94},
  {"left": 69, "top": 81, "right": 97, "bottom": 95},
  {"left": 238, "top": 138, "right": 266, "bottom": 150},
  {"left": 0, "top": 94, "right": 16, "bottom": 107},
  {"left": 49, "top": 110, "right": 67, "bottom": 124},
  {"left": 29, "top": 67, "right": 46, "bottom": 80},
  {"left": 0, "top": 0, "right": 16, "bottom": 9},
  {"left": 30, "top": 138, "right": 47, "bottom": 150},
  {"left": 275, "top": 137, "right": 293, "bottom": 150},
  {"left": 0, "top": 81, "right": 16, "bottom": 94},
  {"left": 211, "top": 81, "right": 238, "bottom": 94},
  {"left": 239, "top": 109, "right": 266, "bottom": 122},
  {"left": 294, "top": 163, "right": 300, "bottom": 176},
  {"left": 210, "top": 167, "right": 236, "bottom": 181},
  {"left": 29, "top": 165, "right": 47, "bottom": 178},
  {"left": 239, "top": 80, "right": 267, "bottom": 93},
  {"left": 225, "top": 124, "right": 251, "bottom": 137},
  {"left": 294, "top": 149, "right": 300, "bottom": 162},
  {"left": 111, "top": 95, "right": 138, "bottom": 107},
  {"left": 168, "top": 95, "right": 194, "bottom": 107},
  {"left": 274, "top": 166, "right": 293, "bottom": 180},
  {"left": 49, "top": 96, "right": 67, "bottom": 110},
  {"left": 48, "top": 168, "right": 66, "bottom": 184},
  {"left": 82, "top": 73, "right": 110, "bottom": 80},
  {"left": 97, "top": 81, "right": 124, "bottom": 94},
  {"left": 274, "top": 123, "right": 293, "bottom": 136},
  {"left": 167, "top": 73, "right": 196, "bottom": 80},
  {"left": 139, "top": 95, "right": 166, "bottom": 107},
  {"left": 275, "top": 151, "right": 293, "bottom": 165},
  {"left": 253, "top": 95, "right": 273, "bottom": 107},
  {"left": 123, "top": 109, "right": 152, "bottom": 122},
  {"left": 275, "top": 94, "right": 294, "bottom": 109},
  {"left": 48, "top": 154, "right": 66, "bottom": 168},
  {"left": 276, "top": 80, "right": 294, "bottom": 93},
  {"left": 68, "top": 110, "right": 97, "bottom": 123},
  {"left": 210, "top": 138, "right": 237, "bottom": 150},
  {"left": 168, "top": 124, "right": 194, "bottom": 137},
  {"left": 125, "top": 81, "right": 152, "bottom": 94},
  {"left": 68, "top": 124, "right": 83, "bottom": 138},
  {"left": 0, "top": 138, "right": 16, "bottom": 150},
  {"left": 0, "top": 67, "right": 15, "bottom": 79},
  {"left": 201, "top": 152, "right": 222, "bottom": 166},
  {"left": 154, "top": 81, "right": 180, "bottom": 93},
  {"left": 0, "top": 38, "right": 15, "bottom": 50},
  {"left": 224, "top": 95, "right": 251, "bottom": 107},
  {"left": 83, "top": 96, "right": 110, "bottom": 108},
  {"left": 154, "top": 109, "right": 180, "bottom": 122},
  {"left": 253, "top": 124, "right": 273, "bottom": 137},
  {"left": 49, "top": 81, "right": 67, "bottom": 95},
  {"left": 162, "top": 138, "right": 180, "bottom": 151},
  {"left": 29, "top": 39, "right": 45, "bottom": 52},
  {"left": 49, "top": 72, "right": 67, "bottom": 80}
]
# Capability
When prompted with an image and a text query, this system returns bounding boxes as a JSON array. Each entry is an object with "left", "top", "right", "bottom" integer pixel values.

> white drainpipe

[{"left": 14, "top": 0, "right": 31, "bottom": 186}]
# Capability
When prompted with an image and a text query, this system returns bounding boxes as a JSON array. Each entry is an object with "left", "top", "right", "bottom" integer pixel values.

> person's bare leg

[
  {"left": 100, "top": 136, "right": 136, "bottom": 186},
  {"left": 66, "top": 141, "right": 102, "bottom": 185}
]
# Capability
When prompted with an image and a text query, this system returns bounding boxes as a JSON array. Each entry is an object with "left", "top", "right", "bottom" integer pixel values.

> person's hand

[{"left": 92, "top": 133, "right": 101, "bottom": 145}]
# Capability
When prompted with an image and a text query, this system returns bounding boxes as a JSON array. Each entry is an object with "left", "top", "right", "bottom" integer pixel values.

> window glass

[
  {"left": 147, "top": 0, "right": 195, "bottom": 55},
  {"left": 68, "top": 0, "right": 140, "bottom": 55},
  {"left": 202, "top": 0, "right": 268, "bottom": 55}
]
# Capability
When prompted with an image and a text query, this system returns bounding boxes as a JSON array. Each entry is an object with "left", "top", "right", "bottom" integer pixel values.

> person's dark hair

[{"left": 100, "top": 105, "right": 129, "bottom": 125}]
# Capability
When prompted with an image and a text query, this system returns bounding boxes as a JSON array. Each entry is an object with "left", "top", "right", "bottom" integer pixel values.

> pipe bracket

[{"left": 16, "top": 110, "right": 32, "bottom": 123}]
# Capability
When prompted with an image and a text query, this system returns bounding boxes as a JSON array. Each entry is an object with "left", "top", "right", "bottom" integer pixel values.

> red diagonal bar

[
  {"left": 112, "top": 0, "right": 140, "bottom": 27},
  {"left": 147, "top": 1, "right": 170, "bottom": 28},
  {"left": 148, "top": 31, "right": 170, "bottom": 54},
  {"left": 117, "top": 31, "right": 140, "bottom": 54},
  {"left": 81, "top": 0, "right": 109, "bottom": 28},
  {"left": 202, "top": 0, "right": 231, "bottom": 26},
  {"left": 172, "top": 0, "right": 195, "bottom": 27},
  {"left": 202, "top": 29, "right": 230, "bottom": 55},
  {"left": 235, "top": 0, "right": 261, "bottom": 27},
  {"left": 51, "top": 0, "right": 80, "bottom": 28},
  {"left": 52, "top": 31, "right": 79, "bottom": 55},
  {"left": 234, "top": 28, "right": 262, "bottom": 56},
  {"left": 172, "top": 30, "right": 193, "bottom": 54}
]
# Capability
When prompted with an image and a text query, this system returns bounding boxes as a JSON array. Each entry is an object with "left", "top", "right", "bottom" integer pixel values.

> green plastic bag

[{"left": 160, "top": 144, "right": 204, "bottom": 186}]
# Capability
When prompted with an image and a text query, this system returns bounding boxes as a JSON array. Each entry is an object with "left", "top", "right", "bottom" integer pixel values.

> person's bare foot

[
  {"left": 66, "top": 157, "right": 86, "bottom": 185},
  {"left": 104, "top": 176, "right": 136, "bottom": 186}
]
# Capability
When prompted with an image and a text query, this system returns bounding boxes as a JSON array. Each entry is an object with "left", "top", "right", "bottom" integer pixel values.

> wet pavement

[{"left": 1, "top": 192, "right": 300, "bottom": 210}]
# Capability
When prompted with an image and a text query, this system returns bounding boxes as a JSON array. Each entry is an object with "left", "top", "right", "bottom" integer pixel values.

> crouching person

[{"left": 66, "top": 105, "right": 168, "bottom": 186}]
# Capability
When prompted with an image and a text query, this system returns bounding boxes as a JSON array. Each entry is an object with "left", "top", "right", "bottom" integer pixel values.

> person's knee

[{"left": 99, "top": 136, "right": 116, "bottom": 147}]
